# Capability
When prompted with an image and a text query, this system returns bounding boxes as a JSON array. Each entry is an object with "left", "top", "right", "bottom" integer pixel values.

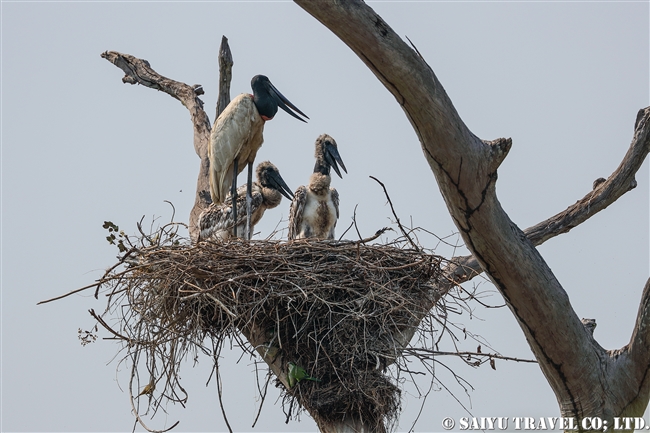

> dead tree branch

[
  {"left": 100, "top": 51, "right": 211, "bottom": 157},
  {"left": 98, "top": 10, "right": 650, "bottom": 428},
  {"left": 440, "top": 106, "right": 650, "bottom": 293},
  {"left": 101, "top": 39, "right": 234, "bottom": 242},
  {"left": 295, "top": 0, "right": 650, "bottom": 425},
  {"left": 216, "top": 36, "right": 234, "bottom": 120}
]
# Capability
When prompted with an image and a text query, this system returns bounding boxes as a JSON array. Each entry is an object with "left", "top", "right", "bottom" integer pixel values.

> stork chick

[
  {"left": 288, "top": 134, "right": 347, "bottom": 240},
  {"left": 199, "top": 161, "right": 293, "bottom": 241}
]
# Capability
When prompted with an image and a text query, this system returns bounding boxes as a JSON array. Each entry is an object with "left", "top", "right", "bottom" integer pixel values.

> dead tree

[
  {"left": 294, "top": 0, "right": 650, "bottom": 430},
  {"left": 98, "top": 6, "right": 650, "bottom": 431}
]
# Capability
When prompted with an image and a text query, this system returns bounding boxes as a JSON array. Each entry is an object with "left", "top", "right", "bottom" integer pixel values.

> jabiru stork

[
  {"left": 208, "top": 75, "right": 308, "bottom": 239},
  {"left": 288, "top": 134, "right": 347, "bottom": 240},
  {"left": 198, "top": 161, "right": 293, "bottom": 241}
]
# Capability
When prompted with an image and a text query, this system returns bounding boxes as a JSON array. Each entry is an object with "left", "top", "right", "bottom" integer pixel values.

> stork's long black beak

[
  {"left": 268, "top": 82, "right": 309, "bottom": 123},
  {"left": 324, "top": 142, "right": 348, "bottom": 179},
  {"left": 268, "top": 169, "right": 295, "bottom": 201}
]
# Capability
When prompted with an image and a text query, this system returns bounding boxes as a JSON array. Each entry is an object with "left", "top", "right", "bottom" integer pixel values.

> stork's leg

[
  {"left": 232, "top": 157, "right": 238, "bottom": 238},
  {"left": 245, "top": 162, "right": 253, "bottom": 240}
]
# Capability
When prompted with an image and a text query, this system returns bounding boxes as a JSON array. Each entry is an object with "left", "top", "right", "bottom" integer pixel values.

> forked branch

[
  {"left": 101, "top": 39, "right": 234, "bottom": 242},
  {"left": 440, "top": 106, "right": 650, "bottom": 292},
  {"left": 295, "top": 0, "right": 650, "bottom": 424},
  {"left": 101, "top": 50, "right": 211, "bottom": 156}
]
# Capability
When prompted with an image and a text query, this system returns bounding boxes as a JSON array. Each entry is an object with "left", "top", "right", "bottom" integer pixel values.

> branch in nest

[
  {"left": 89, "top": 309, "right": 133, "bottom": 344},
  {"left": 37, "top": 281, "right": 103, "bottom": 305},
  {"left": 37, "top": 247, "right": 138, "bottom": 305},
  {"left": 369, "top": 176, "right": 420, "bottom": 252},
  {"left": 404, "top": 348, "right": 537, "bottom": 365}
]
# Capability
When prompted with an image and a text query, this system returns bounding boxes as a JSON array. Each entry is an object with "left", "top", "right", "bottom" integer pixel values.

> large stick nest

[{"left": 95, "top": 227, "right": 444, "bottom": 431}]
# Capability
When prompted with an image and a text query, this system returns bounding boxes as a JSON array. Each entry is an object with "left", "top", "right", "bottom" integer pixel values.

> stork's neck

[
  {"left": 261, "top": 187, "right": 283, "bottom": 209},
  {"left": 308, "top": 172, "right": 331, "bottom": 196},
  {"left": 313, "top": 160, "right": 330, "bottom": 177}
]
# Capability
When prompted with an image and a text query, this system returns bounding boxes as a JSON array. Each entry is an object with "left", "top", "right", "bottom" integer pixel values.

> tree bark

[
  {"left": 101, "top": 38, "right": 234, "bottom": 243},
  {"left": 295, "top": 0, "right": 650, "bottom": 429},
  {"left": 216, "top": 36, "right": 234, "bottom": 122},
  {"left": 439, "top": 106, "right": 650, "bottom": 292},
  {"left": 103, "top": 10, "right": 650, "bottom": 429}
]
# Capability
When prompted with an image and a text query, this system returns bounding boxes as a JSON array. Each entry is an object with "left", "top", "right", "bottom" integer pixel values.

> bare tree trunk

[
  {"left": 295, "top": 0, "right": 650, "bottom": 429},
  {"left": 103, "top": 9, "right": 650, "bottom": 429}
]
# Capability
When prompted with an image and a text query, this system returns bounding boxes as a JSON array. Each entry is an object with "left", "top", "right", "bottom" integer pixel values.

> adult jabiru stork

[
  {"left": 208, "top": 75, "right": 308, "bottom": 239},
  {"left": 198, "top": 161, "right": 293, "bottom": 241},
  {"left": 288, "top": 134, "right": 347, "bottom": 240}
]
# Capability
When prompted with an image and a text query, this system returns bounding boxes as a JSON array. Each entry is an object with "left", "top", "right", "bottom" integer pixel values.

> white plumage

[
  {"left": 208, "top": 93, "right": 264, "bottom": 204},
  {"left": 207, "top": 75, "right": 308, "bottom": 207}
]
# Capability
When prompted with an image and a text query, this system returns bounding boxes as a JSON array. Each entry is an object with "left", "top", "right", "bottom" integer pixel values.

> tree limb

[
  {"left": 101, "top": 41, "right": 234, "bottom": 242},
  {"left": 440, "top": 106, "right": 650, "bottom": 292},
  {"left": 629, "top": 278, "right": 650, "bottom": 378},
  {"left": 295, "top": 0, "right": 650, "bottom": 424},
  {"left": 216, "top": 36, "right": 234, "bottom": 121},
  {"left": 612, "top": 277, "right": 650, "bottom": 418},
  {"left": 525, "top": 107, "right": 649, "bottom": 245},
  {"left": 101, "top": 51, "right": 211, "bottom": 157},
  {"left": 189, "top": 36, "right": 233, "bottom": 242}
]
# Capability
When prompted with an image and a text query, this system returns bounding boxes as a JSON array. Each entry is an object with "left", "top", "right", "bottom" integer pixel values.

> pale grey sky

[{"left": 1, "top": 1, "right": 648, "bottom": 432}]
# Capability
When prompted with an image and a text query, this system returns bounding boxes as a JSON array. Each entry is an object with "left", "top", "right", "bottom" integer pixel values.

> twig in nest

[
  {"left": 404, "top": 348, "right": 536, "bottom": 364},
  {"left": 37, "top": 247, "right": 138, "bottom": 305},
  {"left": 338, "top": 203, "right": 360, "bottom": 241},
  {"left": 128, "top": 350, "right": 180, "bottom": 433},
  {"left": 37, "top": 281, "right": 103, "bottom": 305},
  {"left": 370, "top": 176, "right": 421, "bottom": 252},
  {"left": 252, "top": 368, "right": 272, "bottom": 428},
  {"left": 349, "top": 227, "right": 392, "bottom": 245},
  {"left": 215, "top": 364, "right": 233, "bottom": 433},
  {"left": 89, "top": 309, "right": 133, "bottom": 343}
]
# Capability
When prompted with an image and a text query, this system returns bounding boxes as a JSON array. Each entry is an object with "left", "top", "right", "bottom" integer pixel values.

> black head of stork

[
  {"left": 257, "top": 161, "right": 295, "bottom": 201},
  {"left": 314, "top": 134, "right": 347, "bottom": 179},
  {"left": 251, "top": 75, "right": 309, "bottom": 123}
]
